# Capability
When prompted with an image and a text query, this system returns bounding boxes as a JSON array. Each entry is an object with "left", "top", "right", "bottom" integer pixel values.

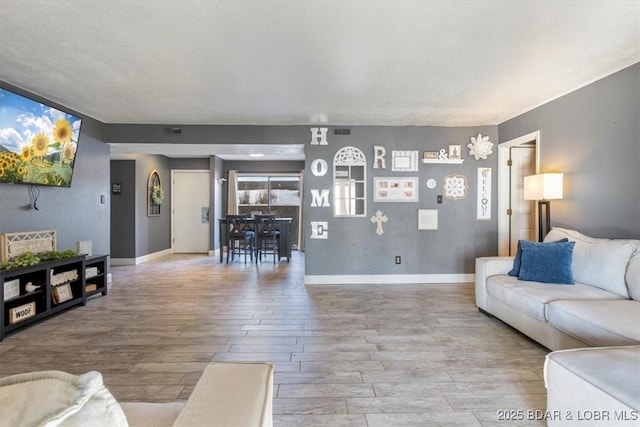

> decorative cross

[{"left": 370, "top": 210, "right": 388, "bottom": 235}]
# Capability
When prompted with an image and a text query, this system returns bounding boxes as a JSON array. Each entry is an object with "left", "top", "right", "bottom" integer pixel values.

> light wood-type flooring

[{"left": 0, "top": 252, "right": 549, "bottom": 426}]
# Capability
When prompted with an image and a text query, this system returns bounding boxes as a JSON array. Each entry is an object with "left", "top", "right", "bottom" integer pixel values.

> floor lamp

[{"left": 523, "top": 173, "right": 563, "bottom": 242}]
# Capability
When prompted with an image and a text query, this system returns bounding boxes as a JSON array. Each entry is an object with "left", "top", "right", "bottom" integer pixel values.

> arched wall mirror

[{"left": 333, "top": 146, "right": 366, "bottom": 217}]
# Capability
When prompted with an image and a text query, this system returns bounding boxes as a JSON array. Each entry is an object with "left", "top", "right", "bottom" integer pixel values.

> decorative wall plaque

[
  {"left": 370, "top": 210, "right": 388, "bottom": 235},
  {"left": 418, "top": 209, "right": 438, "bottom": 230},
  {"left": 468, "top": 133, "right": 494, "bottom": 160},
  {"left": 443, "top": 174, "right": 468, "bottom": 200},
  {"left": 1, "top": 230, "right": 57, "bottom": 263},
  {"left": 477, "top": 167, "right": 492, "bottom": 220},
  {"left": 310, "top": 127, "right": 329, "bottom": 145},
  {"left": 310, "top": 189, "right": 330, "bottom": 207},
  {"left": 310, "top": 221, "right": 328, "bottom": 239},
  {"left": 373, "top": 145, "right": 387, "bottom": 169}
]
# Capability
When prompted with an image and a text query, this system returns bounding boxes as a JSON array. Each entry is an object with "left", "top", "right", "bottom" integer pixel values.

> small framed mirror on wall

[
  {"left": 333, "top": 146, "right": 366, "bottom": 217},
  {"left": 147, "top": 170, "right": 163, "bottom": 216}
]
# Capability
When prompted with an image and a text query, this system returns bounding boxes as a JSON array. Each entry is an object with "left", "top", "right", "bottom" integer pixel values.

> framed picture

[
  {"left": 391, "top": 151, "right": 419, "bottom": 172},
  {"left": 448, "top": 145, "right": 462, "bottom": 160},
  {"left": 373, "top": 177, "right": 419, "bottom": 202},
  {"left": 53, "top": 283, "right": 73, "bottom": 304},
  {"left": 3, "top": 279, "right": 20, "bottom": 301}
]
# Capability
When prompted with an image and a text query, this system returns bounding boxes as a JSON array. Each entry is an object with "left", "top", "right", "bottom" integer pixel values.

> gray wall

[
  {"left": 304, "top": 126, "right": 498, "bottom": 275},
  {"left": 0, "top": 84, "right": 110, "bottom": 260},
  {"left": 133, "top": 154, "right": 172, "bottom": 257},
  {"left": 499, "top": 63, "right": 640, "bottom": 238},
  {"left": 106, "top": 124, "right": 307, "bottom": 145},
  {"left": 110, "top": 160, "right": 136, "bottom": 258},
  {"left": 109, "top": 154, "right": 172, "bottom": 259}
]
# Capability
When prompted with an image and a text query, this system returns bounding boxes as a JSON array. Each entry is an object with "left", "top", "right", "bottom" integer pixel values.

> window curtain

[
  {"left": 227, "top": 170, "right": 239, "bottom": 215},
  {"left": 298, "top": 170, "right": 305, "bottom": 251}
]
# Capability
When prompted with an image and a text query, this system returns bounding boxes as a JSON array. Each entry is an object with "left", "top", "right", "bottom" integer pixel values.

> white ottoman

[
  {"left": 544, "top": 346, "right": 640, "bottom": 426},
  {"left": 122, "top": 362, "right": 274, "bottom": 427}
]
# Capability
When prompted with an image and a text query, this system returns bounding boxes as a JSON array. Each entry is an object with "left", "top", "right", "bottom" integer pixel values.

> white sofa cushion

[
  {"left": 0, "top": 370, "right": 128, "bottom": 427},
  {"left": 627, "top": 251, "right": 640, "bottom": 301},
  {"left": 486, "top": 275, "right": 622, "bottom": 321},
  {"left": 545, "top": 228, "right": 635, "bottom": 298},
  {"left": 546, "top": 300, "right": 640, "bottom": 346}
]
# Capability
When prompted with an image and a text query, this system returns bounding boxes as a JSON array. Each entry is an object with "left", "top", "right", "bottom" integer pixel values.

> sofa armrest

[
  {"left": 475, "top": 257, "right": 514, "bottom": 310},
  {"left": 173, "top": 362, "right": 274, "bottom": 427}
]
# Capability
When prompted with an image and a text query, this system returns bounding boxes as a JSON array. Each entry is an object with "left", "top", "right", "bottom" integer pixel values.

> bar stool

[
  {"left": 226, "top": 215, "right": 255, "bottom": 264},
  {"left": 254, "top": 214, "right": 280, "bottom": 264}
]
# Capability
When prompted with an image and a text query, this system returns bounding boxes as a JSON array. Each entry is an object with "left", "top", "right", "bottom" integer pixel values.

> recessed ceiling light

[{"left": 249, "top": 153, "right": 265, "bottom": 158}]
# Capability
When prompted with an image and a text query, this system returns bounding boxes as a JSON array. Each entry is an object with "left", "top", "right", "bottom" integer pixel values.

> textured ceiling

[{"left": 0, "top": 1, "right": 639, "bottom": 128}]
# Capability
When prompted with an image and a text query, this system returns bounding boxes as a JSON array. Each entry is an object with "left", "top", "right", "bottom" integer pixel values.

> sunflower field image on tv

[{"left": 0, "top": 88, "right": 83, "bottom": 187}]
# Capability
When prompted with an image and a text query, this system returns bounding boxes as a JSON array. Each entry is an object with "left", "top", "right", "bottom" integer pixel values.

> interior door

[
  {"left": 509, "top": 146, "right": 535, "bottom": 254},
  {"left": 172, "top": 170, "right": 210, "bottom": 253}
]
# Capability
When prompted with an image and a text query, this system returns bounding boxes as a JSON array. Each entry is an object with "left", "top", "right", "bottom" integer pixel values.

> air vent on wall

[
  {"left": 164, "top": 127, "right": 182, "bottom": 134},
  {"left": 333, "top": 128, "right": 351, "bottom": 135}
]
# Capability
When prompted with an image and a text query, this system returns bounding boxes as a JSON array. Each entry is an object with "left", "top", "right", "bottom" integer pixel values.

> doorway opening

[{"left": 498, "top": 131, "right": 540, "bottom": 256}]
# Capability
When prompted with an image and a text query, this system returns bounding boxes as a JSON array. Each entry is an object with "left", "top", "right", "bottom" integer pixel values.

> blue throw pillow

[
  {"left": 518, "top": 240, "right": 575, "bottom": 284},
  {"left": 508, "top": 238, "right": 569, "bottom": 277}
]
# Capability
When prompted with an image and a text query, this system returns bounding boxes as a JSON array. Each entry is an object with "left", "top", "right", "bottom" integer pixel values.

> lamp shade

[{"left": 523, "top": 173, "right": 563, "bottom": 200}]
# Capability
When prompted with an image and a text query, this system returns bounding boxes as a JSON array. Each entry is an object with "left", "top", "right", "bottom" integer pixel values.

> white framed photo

[
  {"left": 391, "top": 151, "right": 419, "bottom": 172},
  {"left": 373, "top": 177, "right": 419, "bottom": 202}
]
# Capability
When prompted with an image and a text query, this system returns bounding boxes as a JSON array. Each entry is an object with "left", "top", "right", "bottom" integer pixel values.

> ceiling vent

[
  {"left": 333, "top": 128, "right": 351, "bottom": 136},
  {"left": 164, "top": 127, "right": 182, "bottom": 134}
]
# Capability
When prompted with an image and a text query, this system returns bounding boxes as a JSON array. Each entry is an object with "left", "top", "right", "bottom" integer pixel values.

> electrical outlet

[
  {"left": 437, "top": 195, "right": 443, "bottom": 204},
  {"left": 395, "top": 256, "right": 401, "bottom": 264}
]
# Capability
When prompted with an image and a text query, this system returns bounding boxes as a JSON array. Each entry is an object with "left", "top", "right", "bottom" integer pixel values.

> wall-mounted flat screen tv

[{"left": 0, "top": 87, "right": 82, "bottom": 187}]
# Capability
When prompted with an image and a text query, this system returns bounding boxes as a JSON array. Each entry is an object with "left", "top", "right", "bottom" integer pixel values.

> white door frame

[
  {"left": 498, "top": 131, "right": 540, "bottom": 256},
  {"left": 171, "top": 169, "right": 212, "bottom": 254}
]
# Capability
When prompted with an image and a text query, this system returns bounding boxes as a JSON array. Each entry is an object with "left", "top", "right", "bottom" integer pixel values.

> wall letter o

[{"left": 311, "top": 159, "right": 328, "bottom": 176}]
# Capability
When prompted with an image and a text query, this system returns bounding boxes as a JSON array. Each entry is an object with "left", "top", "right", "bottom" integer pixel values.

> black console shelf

[{"left": 0, "top": 254, "right": 109, "bottom": 341}]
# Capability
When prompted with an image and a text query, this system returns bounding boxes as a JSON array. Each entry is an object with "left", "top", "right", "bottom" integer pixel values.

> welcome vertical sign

[{"left": 477, "top": 168, "right": 492, "bottom": 220}]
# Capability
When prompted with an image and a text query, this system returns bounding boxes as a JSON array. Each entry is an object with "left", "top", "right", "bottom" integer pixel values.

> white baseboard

[
  {"left": 304, "top": 274, "right": 474, "bottom": 285},
  {"left": 111, "top": 248, "right": 173, "bottom": 266}
]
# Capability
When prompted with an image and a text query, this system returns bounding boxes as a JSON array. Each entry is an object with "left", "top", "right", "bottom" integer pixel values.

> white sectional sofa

[
  {"left": 475, "top": 227, "right": 640, "bottom": 350},
  {"left": 475, "top": 228, "right": 640, "bottom": 425}
]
